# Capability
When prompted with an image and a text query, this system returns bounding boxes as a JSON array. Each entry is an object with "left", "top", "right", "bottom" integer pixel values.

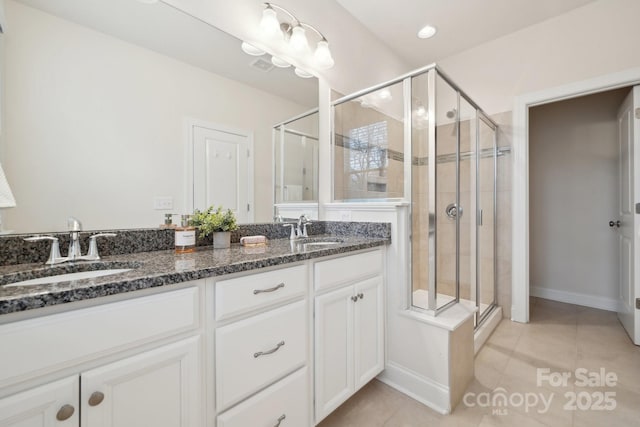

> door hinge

[
  {"left": 635, "top": 108, "right": 640, "bottom": 119},
  {"left": 636, "top": 298, "right": 640, "bottom": 309},
  {"left": 247, "top": 148, "right": 251, "bottom": 157},
  {"left": 247, "top": 203, "right": 250, "bottom": 212}
]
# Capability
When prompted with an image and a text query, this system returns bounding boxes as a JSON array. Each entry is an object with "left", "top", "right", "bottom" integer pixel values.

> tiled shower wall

[{"left": 411, "top": 110, "right": 513, "bottom": 318}]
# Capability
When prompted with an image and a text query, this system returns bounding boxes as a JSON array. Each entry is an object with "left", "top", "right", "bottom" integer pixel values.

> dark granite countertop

[{"left": 0, "top": 235, "right": 389, "bottom": 315}]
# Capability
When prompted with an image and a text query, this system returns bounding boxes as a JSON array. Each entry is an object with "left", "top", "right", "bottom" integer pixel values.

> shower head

[{"left": 446, "top": 108, "right": 457, "bottom": 119}]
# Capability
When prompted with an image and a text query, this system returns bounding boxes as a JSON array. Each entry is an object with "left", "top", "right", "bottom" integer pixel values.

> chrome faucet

[
  {"left": 67, "top": 217, "right": 83, "bottom": 261},
  {"left": 297, "top": 214, "right": 311, "bottom": 238},
  {"left": 283, "top": 214, "right": 312, "bottom": 240},
  {"left": 23, "top": 218, "right": 116, "bottom": 265}
]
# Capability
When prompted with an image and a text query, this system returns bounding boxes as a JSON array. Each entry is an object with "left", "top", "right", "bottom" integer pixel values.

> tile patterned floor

[{"left": 318, "top": 298, "right": 640, "bottom": 427}]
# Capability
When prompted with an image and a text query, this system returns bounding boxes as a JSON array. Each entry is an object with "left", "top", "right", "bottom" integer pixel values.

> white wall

[
  {"left": 1, "top": 0, "right": 308, "bottom": 232},
  {"left": 438, "top": 0, "right": 640, "bottom": 115},
  {"left": 529, "top": 89, "right": 629, "bottom": 309}
]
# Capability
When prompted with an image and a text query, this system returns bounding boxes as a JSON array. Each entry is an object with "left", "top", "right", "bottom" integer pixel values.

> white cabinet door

[
  {"left": 81, "top": 336, "right": 201, "bottom": 427},
  {"left": 0, "top": 376, "right": 79, "bottom": 427},
  {"left": 353, "top": 276, "right": 384, "bottom": 390},
  {"left": 314, "top": 286, "right": 354, "bottom": 423}
]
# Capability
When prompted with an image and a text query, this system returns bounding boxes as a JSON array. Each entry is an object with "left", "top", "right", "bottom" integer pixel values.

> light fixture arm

[
  {"left": 264, "top": 2, "right": 299, "bottom": 26},
  {"left": 263, "top": 2, "right": 328, "bottom": 42}
]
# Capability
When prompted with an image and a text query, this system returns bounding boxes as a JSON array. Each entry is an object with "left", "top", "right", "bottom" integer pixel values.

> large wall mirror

[{"left": 0, "top": 0, "right": 318, "bottom": 234}]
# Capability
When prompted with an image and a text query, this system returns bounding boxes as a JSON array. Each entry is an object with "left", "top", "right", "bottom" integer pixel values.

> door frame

[
  {"left": 512, "top": 67, "right": 640, "bottom": 323},
  {"left": 184, "top": 118, "right": 254, "bottom": 222}
]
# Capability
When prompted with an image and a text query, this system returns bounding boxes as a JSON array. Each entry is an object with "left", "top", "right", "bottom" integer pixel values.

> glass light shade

[
  {"left": 260, "top": 7, "right": 281, "bottom": 39},
  {"left": 377, "top": 88, "right": 392, "bottom": 101},
  {"left": 241, "top": 41, "right": 266, "bottom": 56},
  {"left": 294, "top": 68, "right": 313, "bottom": 78},
  {"left": 289, "top": 25, "right": 309, "bottom": 54},
  {"left": 313, "top": 40, "right": 334, "bottom": 70},
  {"left": 271, "top": 56, "right": 291, "bottom": 68}
]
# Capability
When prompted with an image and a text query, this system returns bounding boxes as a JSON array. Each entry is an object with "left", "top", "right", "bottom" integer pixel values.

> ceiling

[
  {"left": 14, "top": 0, "right": 318, "bottom": 108},
  {"left": 336, "top": 0, "right": 599, "bottom": 67}
]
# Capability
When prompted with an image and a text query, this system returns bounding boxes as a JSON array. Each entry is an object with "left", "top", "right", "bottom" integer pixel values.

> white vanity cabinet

[
  {"left": 313, "top": 249, "right": 385, "bottom": 424},
  {"left": 213, "top": 264, "right": 311, "bottom": 427},
  {"left": 0, "top": 376, "right": 79, "bottom": 426},
  {"left": 0, "top": 282, "right": 205, "bottom": 427}
]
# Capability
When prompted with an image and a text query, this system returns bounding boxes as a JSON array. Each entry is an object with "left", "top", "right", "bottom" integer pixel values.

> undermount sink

[
  {"left": 3, "top": 269, "right": 132, "bottom": 288},
  {"left": 0, "top": 261, "right": 141, "bottom": 288},
  {"left": 298, "top": 238, "right": 344, "bottom": 250},
  {"left": 302, "top": 241, "right": 341, "bottom": 247}
]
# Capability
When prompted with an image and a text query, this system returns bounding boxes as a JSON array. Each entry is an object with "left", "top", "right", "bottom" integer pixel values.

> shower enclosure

[
  {"left": 332, "top": 65, "right": 499, "bottom": 327},
  {"left": 273, "top": 109, "right": 319, "bottom": 218}
]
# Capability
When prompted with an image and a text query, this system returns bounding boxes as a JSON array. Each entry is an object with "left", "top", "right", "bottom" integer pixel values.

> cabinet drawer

[
  {"left": 216, "top": 300, "right": 307, "bottom": 411},
  {"left": 217, "top": 367, "right": 309, "bottom": 427},
  {"left": 0, "top": 285, "right": 200, "bottom": 388},
  {"left": 215, "top": 265, "right": 306, "bottom": 321},
  {"left": 314, "top": 250, "right": 382, "bottom": 291}
]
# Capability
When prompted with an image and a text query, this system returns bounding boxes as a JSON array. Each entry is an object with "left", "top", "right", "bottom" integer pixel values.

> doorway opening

[{"left": 529, "top": 88, "right": 630, "bottom": 312}]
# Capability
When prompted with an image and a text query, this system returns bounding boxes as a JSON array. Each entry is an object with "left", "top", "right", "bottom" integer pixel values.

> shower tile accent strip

[{"left": 0, "top": 221, "right": 391, "bottom": 267}]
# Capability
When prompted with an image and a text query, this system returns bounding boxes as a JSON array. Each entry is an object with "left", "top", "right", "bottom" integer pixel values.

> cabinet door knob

[
  {"left": 357, "top": 293, "right": 364, "bottom": 300},
  {"left": 88, "top": 391, "right": 105, "bottom": 407},
  {"left": 56, "top": 404, "right": 75, "bottom": 421},
  {"left": 351, "top": 295, "right": 358, "bottom": 302},
  {"left": 273, "top": 414, "right": 286, "bottom": 427}
]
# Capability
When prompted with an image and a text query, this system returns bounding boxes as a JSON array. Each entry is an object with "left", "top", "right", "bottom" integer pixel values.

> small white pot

[{"left": 213, "top": 231, "right": 231, "bottom": 249}]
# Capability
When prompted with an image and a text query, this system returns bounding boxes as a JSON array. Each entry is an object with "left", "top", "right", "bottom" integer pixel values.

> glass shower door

[{"left": 477, "top": 113, "right": 497, "bottom": 322}]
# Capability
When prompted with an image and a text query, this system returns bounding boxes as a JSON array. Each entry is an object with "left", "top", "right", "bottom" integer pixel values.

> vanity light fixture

[
  {"left": 417, "top": 24, "right": 437, "bottom": 39},
  {"left": 243, "top": 2, "right": 335, "bottom": 77},
  {"left": 294, "top": 68, "right": 313, "bottom": 79},
  {"left": 241, "top": 41, "right": 266, "bottom": 56},
  {"left": 271, "top": 56, "right": 291, "bottom": 68}
]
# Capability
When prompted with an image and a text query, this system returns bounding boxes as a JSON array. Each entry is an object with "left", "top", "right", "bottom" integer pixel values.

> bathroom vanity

[{"left": 0, "top": 225, "right": 389, "bottom": 427}]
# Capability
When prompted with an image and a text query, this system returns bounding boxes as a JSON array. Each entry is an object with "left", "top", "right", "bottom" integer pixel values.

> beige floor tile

[
  {"left": 572, "top": 386, "right": 640, "bottom": 427},
  {"left": 318, "top": 381, "right": 406, "bottom": 427},
  {"left": 319, "top": 300, "right": 640, "bottom": 427}
]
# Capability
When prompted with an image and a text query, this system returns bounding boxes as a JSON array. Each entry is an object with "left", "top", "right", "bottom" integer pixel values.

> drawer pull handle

[
  {"left": 351, "top": 295, "right": 358, "bottom": 302},
  {"left": 253, "top": 283, "right": 285, "bottom": 295},
  {"left": 56, "top": 404, "right": 75, "bottom": 421},
  {"left": 357, "top": 293, "right": 364, "bottom": 300},
  {"left": 88, "top": 391, "right": 105, "bottom": 407},
  {"left": 254, "top": 340, "right": 285, "bottom": 358},
  {"left": 273, "top": 414, "right": 286, "bottom": 427}
]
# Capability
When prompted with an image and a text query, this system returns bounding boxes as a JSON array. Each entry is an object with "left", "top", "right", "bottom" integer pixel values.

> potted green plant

[{"left": 190, "top": 205, "right": 238, "bottom": 249}]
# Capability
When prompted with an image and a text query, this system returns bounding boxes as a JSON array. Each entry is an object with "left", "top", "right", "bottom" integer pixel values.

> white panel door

[
  {"left": 617, "top": 86, "right": 640, "bottom": 345},
  {"left": 192, "top": 125, "right": 252, "bottom": 223},
  {"left": 353, "top": 276, "right": 384, "bottom": 389},
  {"left": 314, "top": 286, "right": 354, "bottom": 424},
  {"left": 0, "top": 376, "right": 79, "bottom": 427},
  {"left": 81, "top": 337, "right": 202, "bottom": 427}
]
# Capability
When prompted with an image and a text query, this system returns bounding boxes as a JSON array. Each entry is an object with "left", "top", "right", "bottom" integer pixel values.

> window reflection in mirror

[{"left": 333, "top": 82, "right": 405, "bottom": 201}]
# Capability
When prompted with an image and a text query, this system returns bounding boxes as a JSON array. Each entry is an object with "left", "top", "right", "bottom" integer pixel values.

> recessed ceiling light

[{"left": 417, "top": 25, "right": 437, "bottom": 39}]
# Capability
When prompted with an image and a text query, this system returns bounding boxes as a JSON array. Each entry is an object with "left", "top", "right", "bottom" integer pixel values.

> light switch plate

[{"left": 153, "top": 196, "right": 173, "bottom": 210}]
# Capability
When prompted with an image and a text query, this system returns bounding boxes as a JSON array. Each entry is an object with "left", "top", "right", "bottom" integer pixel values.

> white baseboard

[
  {"left": 530, "top": 286, "right": 620, "bottom": 312},
  {"left": 377, "top": 362, "right": 451, "bottom": 415}
]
